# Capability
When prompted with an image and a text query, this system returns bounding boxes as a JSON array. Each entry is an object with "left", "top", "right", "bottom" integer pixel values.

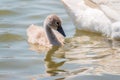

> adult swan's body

[{"left": 61, "top": 0, "right": 120, "bottom": 40}]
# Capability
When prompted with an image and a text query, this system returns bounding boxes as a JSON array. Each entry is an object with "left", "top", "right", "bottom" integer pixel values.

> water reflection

[
  {"left": 28, "top": 29, "right": 120, "bottom": 79},
  {"left": 28, "top": 44, "right": 66, "bottom": 71},
  {"left": 44, "top": 46, "right": 65, "bottom": 76},
  {"left": 63, "top": 29, "right": 120, "bottom": 79}
]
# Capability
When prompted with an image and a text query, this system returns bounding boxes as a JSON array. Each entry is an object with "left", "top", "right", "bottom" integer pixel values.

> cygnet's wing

[{"left": 27, "top": 24, "right": 49, "bottom": 46}]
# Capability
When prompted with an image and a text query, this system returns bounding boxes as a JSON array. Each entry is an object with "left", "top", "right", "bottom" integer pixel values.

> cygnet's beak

[{"left": 57, "top": 25, "right": 66, "bottom": 37}]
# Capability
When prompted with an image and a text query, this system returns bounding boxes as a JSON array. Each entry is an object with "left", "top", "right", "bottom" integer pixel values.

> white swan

[
  {"left": 61, "top": 0, "right": 120, "bottom": 40},
  {"left": 27, "top": 14, "right": 66, "bottom": 47}
]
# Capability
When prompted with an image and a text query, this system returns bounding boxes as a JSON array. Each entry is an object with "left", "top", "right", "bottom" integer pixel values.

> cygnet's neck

[{"left": 45, "top": 25, "right": 61, "bottom": 46}]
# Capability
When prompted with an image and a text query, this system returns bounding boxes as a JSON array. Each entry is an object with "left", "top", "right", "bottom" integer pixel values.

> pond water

[{"left": 0, "top": 0, "right": 120, "bottom": 80}]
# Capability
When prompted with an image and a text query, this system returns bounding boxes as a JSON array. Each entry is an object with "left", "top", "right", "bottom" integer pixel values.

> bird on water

[
  {"left": 61, "top": 0, "right": 120, "bottom": 40},
  {"left": 27, "top": 14, "right": 66, "bottom": 47}
]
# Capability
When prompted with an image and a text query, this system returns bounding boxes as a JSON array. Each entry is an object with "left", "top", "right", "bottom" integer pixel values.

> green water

[{"left": 0, "top": 0, "right": 120, "bottom": 80}]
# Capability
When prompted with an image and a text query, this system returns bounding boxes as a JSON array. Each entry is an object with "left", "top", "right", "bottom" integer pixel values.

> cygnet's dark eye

[
  {"left": 55, "top": 21, "right": 59, "bottom": 26},
  {"left": 56, "top": 22, "right": 59, "bottom": 25}
]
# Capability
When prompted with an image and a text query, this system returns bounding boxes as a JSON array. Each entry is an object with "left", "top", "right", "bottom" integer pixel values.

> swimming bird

[
  {"left": 61, "top": 0, "right": 120, "bottom": 40},
  {"left": 27, "top": 14, "right": 66, "bottom": 47}
]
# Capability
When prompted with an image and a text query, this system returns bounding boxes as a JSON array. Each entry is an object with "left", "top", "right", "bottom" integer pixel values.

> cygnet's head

[{"left": 44, "top": 14, "right": 66, "bottom": 37}]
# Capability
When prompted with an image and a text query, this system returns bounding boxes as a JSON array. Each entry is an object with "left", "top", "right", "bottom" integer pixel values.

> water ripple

[
  {"left": 0, "top": 33, "right": 24, "bottom": 42},
  {"left": 0, "top": 9, "right": 19, "bottom": 16}
]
